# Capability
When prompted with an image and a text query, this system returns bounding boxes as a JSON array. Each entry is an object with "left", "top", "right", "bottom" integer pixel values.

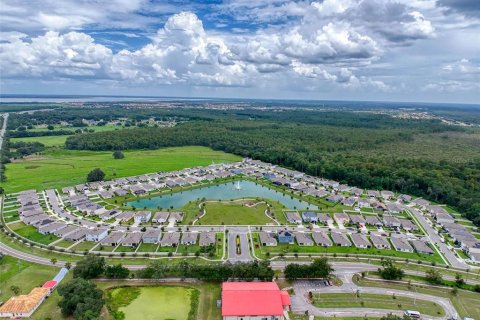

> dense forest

[{"left": 61, "top": 107, "right": 480, "bottom": 227}]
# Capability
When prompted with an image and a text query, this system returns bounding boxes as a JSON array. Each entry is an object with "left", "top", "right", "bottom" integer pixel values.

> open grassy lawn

[
  {"left": 312, "top": 292, "right": 444, "bottom": 317},
  {"left": 2, "top": 146, "right": 241, "bottom": 193},
  {"left": 199, "top": 200, "right": 273, "bottom": 225},
  {"left": 0, "top": 256, "right": 59, "bottom": 304},
  {"left": 2, "top": 210, "right": 20, "bottom": 223},
  {"left": 137, "top": 243, "right": 159, "bottom": 252},
  {"left": 107, "top": 286, "right": 195, "bottom": 320},
  {"left": 11, "top": 135, "right": 70, "bottom": 147},
  {"left": 10, "top": 222, "right": 59, "bottom": 245},
  {"left": 71, "top": 241, "right": 98, "bottom": 252},
  {"left": 102, "top": 282, "right": 221, "bottom": 320},
  {"left": 53, "top": 239, "right": 75, "bottom": 248},
  {"left": 354, "top": 277, "right": 480, "bottom": 319}
]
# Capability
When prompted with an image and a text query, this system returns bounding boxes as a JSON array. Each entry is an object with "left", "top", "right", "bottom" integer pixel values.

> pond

[{"left": 126, "top": 180, "right": 317, "bottom": 210}]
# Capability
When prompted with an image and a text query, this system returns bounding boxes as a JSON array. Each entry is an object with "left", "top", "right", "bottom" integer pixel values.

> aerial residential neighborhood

[{"left": 1, "top": 0, "right": 480, "bottom": 319}]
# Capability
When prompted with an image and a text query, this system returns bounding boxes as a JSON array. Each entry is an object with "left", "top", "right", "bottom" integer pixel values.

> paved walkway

[{"left": 227, "top": 227, "right": 252, "bottom": 262}]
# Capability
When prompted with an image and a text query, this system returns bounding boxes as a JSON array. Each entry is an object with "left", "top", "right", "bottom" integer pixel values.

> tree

[
  {"left": 0, "top": 187, "right": 4, "bottom": 194},
  {"left": 285, "top": 258, "right": 333, "bottom": 281},
  {"left": 47, "top": 125, "right": 54, "bottom": 130},
  {"left": 104, "top": 264, "right": 130, "bottom": 279},
  {"left": 51, "top": 257, "right": 57, "bottom": 266},
  {"left": 380, "top": 313, "right": 404, "bottom": 320},
  {"left": 112, "top": 150, "right": 125, "bottom": 159},
  {"left": 73, "top": 255, "right": 106, "bottom": 279},
  {"left": 86, "top": 168, "right": 105, "bottom": 182},
  {"left": 425, "top": 269, "right": 443, "bottom": 284},
  {"left": 455, "top": 273, "right": 465, "bottom": 287},
  {"left": 65, "top": 262, "right": 72, "bottom": 270},
  {"left": 10, "top": 285, "right": 20, "bottom": 295},
  {"left": 58, "top": 278, "right": 104, "bottom": 319},
  {"left": 379, "top": 259, "right": 404, "bottom": 280}
]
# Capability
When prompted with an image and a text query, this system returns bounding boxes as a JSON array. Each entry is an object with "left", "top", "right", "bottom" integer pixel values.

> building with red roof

[{"left": 222, "top": 282, "right": 290, "bottom": 320}]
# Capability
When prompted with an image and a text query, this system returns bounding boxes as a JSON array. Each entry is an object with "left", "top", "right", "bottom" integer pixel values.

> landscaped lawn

[
  {"left": 3, "top": 146, "right": 241, "bottom": 193},
  {"left": 199, "top": 200, "right": 273, "bottom": 225},
  {"left": 108, "top": 286, "right": 196, "bottom": 320},
  {"left": 70, "top": 241, "right": 98, "bottom": 252},
  {"left": 136, "top": 243, "right": 159, "bottom": 252},
  {"left": 10, "top": 222, "right": 59, "bottom": 245},
  {"left": 312, "top": 292, "right": 445, "bottom": 316}
]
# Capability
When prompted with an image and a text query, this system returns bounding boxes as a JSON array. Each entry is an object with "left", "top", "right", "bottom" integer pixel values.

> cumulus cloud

[{"left": 437, "top": 0, "right": 480, "bottom": 18}]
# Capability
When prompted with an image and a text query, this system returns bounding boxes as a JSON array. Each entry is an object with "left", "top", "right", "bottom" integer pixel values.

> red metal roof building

[{"left": 222, "top": 282, "right": 290, "bottom": 320}]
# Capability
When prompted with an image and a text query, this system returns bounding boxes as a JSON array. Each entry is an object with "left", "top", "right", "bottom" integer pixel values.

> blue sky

[{"left": 0, "top": 0, "right": 479, "bottom": 103}]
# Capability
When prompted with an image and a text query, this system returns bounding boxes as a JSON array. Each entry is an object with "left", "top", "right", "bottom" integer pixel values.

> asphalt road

[
  {"left": 0, "top": 113, "right": 8, "bottom": 152},
  {"left": 408, "top": 207, "right": 468, "bottom": 269},
  {"left": 291, "top": 275, "right": 458, "bottom": 320},
  {"left": 227, "top": 227, "right": 252, "bottom": 262}
]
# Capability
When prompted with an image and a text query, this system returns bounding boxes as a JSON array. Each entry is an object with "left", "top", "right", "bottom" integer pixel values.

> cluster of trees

[
  {"left": 73, "top": 255, "right": 130, "bottom": 279},
  {"left": 284, "top": 257, "right": 334, "bottom": 280},
  {"left": 87, "top": 168, "right": 106, "bottom": 182},
  {"left": 9, "top": 129, "right": 75, "bottom": 138},
  {"left": 65, "top": 116, "right": 480, "bottom": 226},
  {"left": 6, "top": 141, "right": 45, "bottom": 159},
  {"left": 378, "top": 259, "right": 405, "bottom": 280},
  {"left": 137, "top": 260, "right": 274, "bottom": 281}
]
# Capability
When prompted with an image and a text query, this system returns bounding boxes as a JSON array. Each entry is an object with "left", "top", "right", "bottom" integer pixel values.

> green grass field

[
  {"left": 10, "top": 222, "right": 60, "bottom": 245},
  {"left": 11, "top": 135, "right": 70, "bottom": 147},
  {"left": 312, "top": 293, "right": 444, "bottom": 317},
  {"left": 1, "top": 146, "right": 241, "bottom": 193},
  {"left": 108, "top": 286, "right": 195, "bottom": 320},
  {"left": 198, "top": 200, "right": 273, "bottom": 225}
]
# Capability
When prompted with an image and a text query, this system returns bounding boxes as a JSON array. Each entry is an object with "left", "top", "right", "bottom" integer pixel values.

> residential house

[
  {"left": 349, "top": 214, "right": 366, "bottom": 226},
  {"left": 152, "top": 212, "right": 170, "bottom": 224},
  {"left": 351, "top": 233, "right": 371, "bottom": 248},
  {"left": 370, "top": 234, "right": 391, "bottom": 249},
  {"left": 199, "top": 232, "right": 216, "bottom": 247},
  {"left": 341, "top": 197, "right": 357, "bottom": 207},
  {"left": 285, "top": 211, "right": 302, "bottom": 224},
  {"left": 101, "top": 231, "right": 125, "bottom": 246},
  {"left": 278, "top": 230, "right": 295, "bottom": 244},
  {"left": 334, "top": 212, "right": 350, "bottom": 225},
  {"left": 312, "top": 232, "right": 332, "bottom": 247},
  {"left": 381, "top": 190, "right": 395, "bottom": 200},
  {"left": 160, "top": 232, "right": 181, "bottom": 247},
  {"left": 64, "top": 228, "right": 88, "bottom": 242},
  {"left": 301, "top": 211, "right": 318, "bottom": 223},
  {"left": 86, "top": 228, "right": 108, "bottom": 242},
  {"left": 410, "top": 239, "right": 433, "bottom": 254},
  {"left": 134, "top": 211, "right": 151, "bottom": 224},
  {"left": 259, "top": 232, "right": 278, "bottom": 246},
  {"left": 181, "top": 232, "right": 198, "bottom": 245},
  {"left": 142, "top": 228, "right": 161, "bottom": 244},
  {"left": 326, "top": 194, "right": 344, "bottom": 204},
  {"left": 331, "top": 232, "right": 352, "bottom": 247},
  {"left": 121, "top": 232, "right": 143, "bottom": 247},
  {"left": 399, "top": 218, "right": 418, "bottom": 231},
  {"left": 390, "top": 236, "right": 414, "bottom": 252},
  {"left": 168, "top": 212, "right": 184, "bottom": 223},
  {"left": 316, "top": 213, "right": 333, "bottom": 225},
  {"left": 383, "top": 215, "right": 401, "bottom": 228},
  {"left": 294, "top": 232, "right": 314, "bottom": 246},
  {"left": 365, "top": 215, "right": 383, "bottom": 227}
]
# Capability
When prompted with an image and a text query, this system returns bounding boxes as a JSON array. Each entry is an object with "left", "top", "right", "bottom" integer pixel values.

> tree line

[{"left": 65, "top": 118, "right": 480, "bottom": 226}]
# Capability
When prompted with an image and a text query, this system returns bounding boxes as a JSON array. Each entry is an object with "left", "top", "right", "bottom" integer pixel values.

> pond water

[{"left": 126, "top": 180, "right": 317, "bottom": 210}]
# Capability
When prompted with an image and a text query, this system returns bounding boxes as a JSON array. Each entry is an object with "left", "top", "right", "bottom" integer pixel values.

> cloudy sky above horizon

[{"left": 0, "top": 0, "right": 479, "bottom": 103}]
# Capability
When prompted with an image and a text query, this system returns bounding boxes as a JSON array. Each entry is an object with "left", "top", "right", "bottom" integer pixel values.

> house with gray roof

[
  {"left": 367, "top": 190, "right": 381, "bottom": 198},
  {"left": 381, "top": 190, "right": 395, "bottom": 200},
  {"left": 316, "top": 213, "right": 333, "bottom": 225},
  {"left": 181, "top": 232, "right": 198, "bottom": 245},
  {"left": 259, "top": 232, "right": 277, "bottom": 246},
  {"left": 410, "top": 239, "right": 433, "bottom": 254},
  {"left": 312, "top": 232, "right": 332, "bottom": 247},
  {"left": 399, "top": 218, "right": 418, "bottom": 231},
  {"left": 199, "top": 232, "right": 216, "bottom": 247},
  {"left": 38, "top": 222, "right": 67, "bottom": 235},
  {"left": 53, "top": 225, "right": 77, "bottom": 237},
  {"left": 365, "top": 215, "right": 383, "bottom": 227},
  {"left": 285, "top": 211, "right": 302, "bottom": 224},
  {"left": 301, "top": 211, "right": 318, "bottom": 223},
  {"left": 121, "top": 232, "right": 143, "bottom": 247},
  {"left": 294, "top": 232, "right": 314, "bottom": 246},
  {"left": 152, "top": 212, "right": 169, "bottom": 224},
  {"left": 341, "top": 197, "right": 357, "bottom": 207},
  {"left": 331, "top": 232, "right": 352, "bottom": 247},
  {"left": 370, "top": 234, "right": 390, "bottom": 249},
  {"left": 168, "top": 212, "right": 184, "bottom": 223},
  {"left": 390, "top": 236, "right": 414, "bottom": 252},
  {"left": 278, "top": 230, "right": 294, "bottom": 244},
  {"left": 134, "top": 211, "right": 151, "bottom": 224},
  {"left": 435, "top": 212, "right": 455, "bottom": 225},
  {"left": 101, "top": 231, "right": 125, "bottom": 246},
  {"left": 334, "top": 212, "right": 350, "bottom": 225},
  {"left": 160, "top": 232, "right": 181, "bottom": 247},
  {"left": 86, "top": 228, "right": 108, "bottom": 242},
  {"left": 326, "top": 194, "right": 344, "bottom": 204},
  {"left": 349, "top": 214, "right": 366, "bottom": 226},
  {"left": 383, "top": 215, "right": 401, "bottom": 228},
  {"left": 350, "top": 233, "right": 371, "bottom": 248},
  {"left": 142, "top": 228, "right": 161, "bottom": 244}
]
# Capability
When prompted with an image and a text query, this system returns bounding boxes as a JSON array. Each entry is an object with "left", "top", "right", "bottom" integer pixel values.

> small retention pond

[{"left": 126, "top": 180, "right": 317, "bottom": 210}]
